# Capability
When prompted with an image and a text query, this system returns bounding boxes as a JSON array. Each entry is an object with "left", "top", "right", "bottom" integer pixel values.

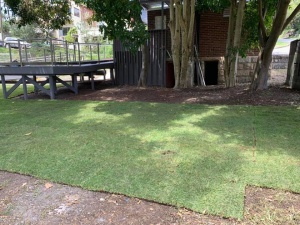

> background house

[{"left": 52, "top": 1, "right": 102, "bottom": 43}]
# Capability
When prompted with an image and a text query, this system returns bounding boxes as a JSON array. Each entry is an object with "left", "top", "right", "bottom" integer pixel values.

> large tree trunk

[
  {"left": 224, "top": 0, "right": 246, "bottom": 88},
  {"left": 251, "top": 48, "right": 273, "bottom": 90},
  {"left": 251, "top": 0, "right": 291, "bottom": 90},
  {"left": 169, "top": 0, "right": 181, "bottom": 88},
  {"left": 224, "top": 1, "right": 236, "bottom": 87},
  {"left": 169, "top": 0, "right": 195, "bottom": 88},
  {"left": 180, "top": 0, "right": 195, "bottom": 88},
  {"left": 138, "top": 43, "right": 149, "bottom": 87}
]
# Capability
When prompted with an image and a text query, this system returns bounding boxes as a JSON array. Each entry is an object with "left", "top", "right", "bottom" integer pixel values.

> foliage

[
  {"left": 0, "top": 98, "right": 300, "bottom": 219},
  {"left": 4, "top": 0, "right": 71, "bottom": 35},
  {"left": 242, "top": 0, "right": 278, "bottom": 52},
  {"left": 75, "top": 0, "right": 148, "bottom": 52},
  {"left": 9, "top": 23, "right": 44, "bottom": 41},
  {"left": 249, "top": 0, "right": 300, "bottom": 90},
  {"left": 286, "top": 0, "right": 300, "bottom": 36},
  {"left": 65, "top": 27, "right": 78, "bottom": 43},
  {"left": 197, "top": 0, "right": 230, "bottom": 12},
  {"left": 76, "top": 21, "right": 105, "bottom": 43},
  {"left": 2, "top": 21, "right": 10, "bottom": 34}
]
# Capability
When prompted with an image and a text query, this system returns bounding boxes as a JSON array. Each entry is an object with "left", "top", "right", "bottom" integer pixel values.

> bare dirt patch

[
  {"left": 2, "top": 81, "right": 300, "bottom": 224},
  {"left": 1, "top": 171, "right": 300, "bottom": 224}
]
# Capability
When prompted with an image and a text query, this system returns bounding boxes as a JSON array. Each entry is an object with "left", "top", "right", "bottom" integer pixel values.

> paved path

[
  {"left": 273, "top": 46, "right": 290, "bottom": 55},
  {"left": 0, "top": 75, "right": 23, "bottom": 81}
]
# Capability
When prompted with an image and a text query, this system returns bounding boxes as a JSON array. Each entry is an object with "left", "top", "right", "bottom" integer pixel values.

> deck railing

[{"left": 0, "top": 38, "right": 113, "bottom": 66}]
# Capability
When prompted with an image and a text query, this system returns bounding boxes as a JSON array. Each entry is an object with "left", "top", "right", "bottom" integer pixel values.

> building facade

[{"left": 52, "top": 1, "right": 101, "bottom": 43}]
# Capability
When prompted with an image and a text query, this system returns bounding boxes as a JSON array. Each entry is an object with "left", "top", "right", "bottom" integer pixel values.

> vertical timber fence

[{"left": 114, "top": 30, "right": 168, "bottom": 86}]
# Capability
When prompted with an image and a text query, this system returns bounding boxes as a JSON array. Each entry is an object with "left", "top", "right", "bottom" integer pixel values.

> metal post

[
  {"left": 9, "top": 45, "right": 12, "bottom": 63},
  {"left": 18, "top": 40, "right": 23, "bottom": 66},
  {"left": 97, "top": 43, "right": 100, "bottom": 61},
  {"left": 78, "top": 42, "right": 81, "bottom": 65},
  {"left": 53, "top": 42, "right": 56, "bottom": 63},
  {"left": 65, "top": 40, "right": 69, "bottom": 65},
  {"left": 50, "top": 38, "right": 54, "bottom": 66},
  {"left": 90, "top": 45, "right": 92, "bottom": 60},
  {"left": 25, "top": 46, "right": 28, "bottom": 62},
  {"left": 104, "top": 46, "right": 106, "bottom": 59},
  {"left": 44, "top": 49, "right": 47, "bottom": 62},
  {"left": 73, "top": 43, "right": 76, "bottom": 62}
]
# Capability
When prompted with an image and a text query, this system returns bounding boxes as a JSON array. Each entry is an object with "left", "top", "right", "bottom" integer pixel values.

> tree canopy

[
  {"left": 75, "top": 0, "right": 148, "bottom": 52},
  {"left": 4, "top": 0, "right": 71, "bottom": 35}
]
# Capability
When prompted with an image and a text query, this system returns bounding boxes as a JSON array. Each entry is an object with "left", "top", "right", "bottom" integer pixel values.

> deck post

[
  {"left": 110, "top": 68, "right": 115, "bottom": 84},
  {"left": 90, "top": 72, "right": 95, "bottom": 90},
  {"left": 22, "top": 75, "right": 28, "bottom": 100},
  {"left": 49, "top": 75, "right": 56, "bottom": 99},
  {"left": 1, "top": 75, "right": 7, "bottom": 99},
  {"left": 72, "top": 74, "right": 78, "bottom": 94},
  {"left": 33, "top": 75, "right": 38, "bottom": 94}
]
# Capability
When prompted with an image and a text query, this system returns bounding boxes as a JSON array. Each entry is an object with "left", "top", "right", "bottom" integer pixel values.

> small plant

[{"left": 65, "top": 27, "right": 78, "bottom": 43}]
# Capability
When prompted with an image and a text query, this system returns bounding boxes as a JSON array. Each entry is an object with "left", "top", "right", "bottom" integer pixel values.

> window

[
  {"left": 74, "top": 7, "right": 80, "bottom": 17},
  {"left": 62, "top": 27, "right": 71, "bottom": 36},
  {"left": 155, "top": 16, "right": 166, "bottom": 30}
]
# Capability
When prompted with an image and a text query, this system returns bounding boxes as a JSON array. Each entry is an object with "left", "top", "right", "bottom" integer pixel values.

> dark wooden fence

[
  {"left": 286, "top": 40, "right": 300, "bottom": 89},
  {"left": 114, "top": 30, "right": 169, "bottom": 87}
]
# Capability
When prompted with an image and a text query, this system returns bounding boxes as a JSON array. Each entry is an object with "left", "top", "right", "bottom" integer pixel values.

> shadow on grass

[{"left": 0, "top": 100, "right": 299, "bottom": 218}]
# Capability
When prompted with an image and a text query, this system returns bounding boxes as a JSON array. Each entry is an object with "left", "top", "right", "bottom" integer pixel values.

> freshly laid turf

[{"left": 0, "top": 98, "right": 299, "bottom": 219}]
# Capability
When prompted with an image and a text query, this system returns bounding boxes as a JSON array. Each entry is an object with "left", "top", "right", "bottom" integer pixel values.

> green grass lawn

[
  {"left": 275, "top": 40, "right": 290, "bottom": 48},
  {"left": 0, "top": 83, "right": 65, "bottom": 99},
  {"left": 0, "top": 83, "right": 36, "bottom": 99},
  {"left": 0, "top": 96, "right": 299, "bottom": 219}
]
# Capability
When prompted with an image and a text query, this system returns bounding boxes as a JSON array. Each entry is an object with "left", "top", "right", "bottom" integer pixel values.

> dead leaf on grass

[
  {"left": 24, "top": 132, "right": 32, "bottom": 136},
  {"left": 65, "top": 194, "right": 80, "bottom": 205},
  {"left": 45, "top": 183, "right": 53, "bottom": 189},
  {"left": 108, "top": 199, "right": 118, "bottom": 205}
]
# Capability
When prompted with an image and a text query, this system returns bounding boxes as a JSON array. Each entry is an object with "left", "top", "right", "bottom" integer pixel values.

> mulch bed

[{"left": 27, "top": 81, "right": 300, "bottom": 106}]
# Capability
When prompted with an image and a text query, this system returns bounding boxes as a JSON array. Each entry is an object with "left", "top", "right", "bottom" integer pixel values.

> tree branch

[
  {"left": 282, "top": 3, "right": 300, "bottom": 32},
  {"left": 258, "top": 0, "right": 267, "bottom": 42},
  {"left": 187, "top": 0, "right": 195, "bottom": 43}
]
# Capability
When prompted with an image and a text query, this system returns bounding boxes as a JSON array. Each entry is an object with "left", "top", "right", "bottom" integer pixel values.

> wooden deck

[{"left": 0, "top": 60, "right": 114, "bottom": 99}]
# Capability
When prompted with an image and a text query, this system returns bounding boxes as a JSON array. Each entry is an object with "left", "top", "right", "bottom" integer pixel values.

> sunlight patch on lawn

[{"left": 0, "top": 100, "right": 299, "bottom": 219}]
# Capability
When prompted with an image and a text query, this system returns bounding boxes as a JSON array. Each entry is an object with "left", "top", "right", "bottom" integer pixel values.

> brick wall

[
  {"left": 199, "top": 12, "right": 229, "bottom": 58},
  {"left": 148, "top": 10, "right": 228, "bottom": 58}
]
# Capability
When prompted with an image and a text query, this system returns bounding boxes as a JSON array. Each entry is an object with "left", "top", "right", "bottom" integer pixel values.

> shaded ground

[
  {"left": 26, "top": 81, "right": 300, "bottom": 106},
  {"left": 1, "top": 81, "right": 300, "bottom": 224}
]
